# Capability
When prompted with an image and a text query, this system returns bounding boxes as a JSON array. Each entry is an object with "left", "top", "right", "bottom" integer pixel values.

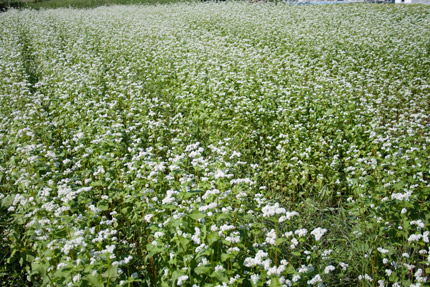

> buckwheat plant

[{"left": 1, "top": 2, "right": 429, "bottom": 286}]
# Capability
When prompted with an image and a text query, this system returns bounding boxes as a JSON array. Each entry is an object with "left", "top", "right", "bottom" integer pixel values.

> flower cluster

[{"left": 1, "top": 2, "right": 429, "bottom": 286}]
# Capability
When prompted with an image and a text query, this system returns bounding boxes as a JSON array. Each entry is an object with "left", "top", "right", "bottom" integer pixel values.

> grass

[{"left": 1, "top": 0, "right": 194, "bottom": 10}]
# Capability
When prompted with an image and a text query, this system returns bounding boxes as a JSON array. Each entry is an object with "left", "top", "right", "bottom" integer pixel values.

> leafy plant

[{"left": 1, "top": 2, "right": 429, "bottom": 286}]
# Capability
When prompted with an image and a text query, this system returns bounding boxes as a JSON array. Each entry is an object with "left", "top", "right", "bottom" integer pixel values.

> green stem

[{"left": 275, "top": 221, "right": 278, "bottom": 266}]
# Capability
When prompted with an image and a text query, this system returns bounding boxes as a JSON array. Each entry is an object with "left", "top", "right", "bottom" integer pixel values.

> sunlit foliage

[{"left": 1, "top": 3, "right": 430, "bottom": 286}]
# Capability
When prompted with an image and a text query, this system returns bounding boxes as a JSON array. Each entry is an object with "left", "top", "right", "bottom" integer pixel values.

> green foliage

[
  {"left": 1, "top": 0, "right": 195, "bottom": 10},
  {"left": 1, "top": 2, "right": 430, "bottom": 286}
]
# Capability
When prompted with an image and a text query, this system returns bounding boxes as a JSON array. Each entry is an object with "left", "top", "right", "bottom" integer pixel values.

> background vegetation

[
  {"left": 1, "top": 2, "right": 430, "bottom": 287},
  {"left": 0, "top": 0, "right": 195, "bottom": 11}
]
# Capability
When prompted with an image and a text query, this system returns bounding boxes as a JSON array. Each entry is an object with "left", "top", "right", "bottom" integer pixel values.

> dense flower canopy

[{"left": 0, "top": 2, "right": 429, "bottom": 286}]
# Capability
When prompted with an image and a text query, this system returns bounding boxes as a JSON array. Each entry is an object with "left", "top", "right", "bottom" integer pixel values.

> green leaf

[
  {"left": 211, "top": 271, "right": 228, "bottom": 282},
  {"left": 325, "top": 108, "right": 335, "bottom": 115},
  {"left": 276, "top": 238, "right": 287, "bottom": 245},
  {"left": 26, "top": 254, "right": 34, "bottom": 262},
  {"left": 168, "top": 257, "right": 177, "bottom": 265},
  {"left": 178, "top": 237, "right": 190, "bottom": 250},
  {"left": 194, "top": 265, "right": 211, "bottom": 275},
  {"left": 221, "top": 253, "right": 232, "bottom": 262},
  {"left": 207, "top": 232, "right": 219, "bottom": 245},
  {"left": 171, "top": 271, "right": 179, "bottom": 287},
  {"left": 189, "top": 212, "right": 205, "bottom": 221},
  {"left": 270, "top": 277, "right": 281, "bottom": 287},
  {"left": 189, "top": 190, "right": 203, "bottom": 194},
  {"left": 97, "top": 200, "right": 109, "bottom": 211},
  {"left": 146, "top": 242, "right": 162, "bottom": 258},
  {"left": 31, "top": 260, "right": 49, "bottom": 281},
  {"left": 217, "top": 213, "right": 230, "bottom": 221},
  {"left": 103, "top": 265, "right": 118, "bottom": 279},
  {"left": 91, "top": 181, "right": 104, "bottom": 187},
  {"left": 196, "top": 247, "right": 212, "bottom": 258},
  {"left": 82, "top": 274, "right": 102, "bottom": 286},
  {"left": 286, "top": 265, "right": 295, "bottom": 274},
  {"left": 0, "top": 195, "right": 13, "bottom": 207}
]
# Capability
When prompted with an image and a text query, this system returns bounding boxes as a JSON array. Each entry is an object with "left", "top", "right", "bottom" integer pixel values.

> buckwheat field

[{"left": 1, "top": 2, "right": 430, "bottom": 286}]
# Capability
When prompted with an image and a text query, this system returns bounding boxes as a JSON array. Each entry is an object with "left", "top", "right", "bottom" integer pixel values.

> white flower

[
  {"left": 262, "top": 203, "right": 279, "bottom": 217},
  {"left": 214, "top": 169, "right": 227, "bottom": 179},
  {"left": 162, "top": 189, "right": 178, "bottom": 204},
  {"left": 144, "top": 214, "right": 154, "bottom": 222},
  {"left": 225, "top": 231, "right": 240, "bottom": 243},
  {"left": 251, "top": 274, "right": 259, "bottom": 284},
  {"left": 324, "top": 265, "right": 335, "bottom": 274},
  {"left": 298, "top": 265, "right": 309, "bottom": 273},
  {"left": 227, "top": 247, "right": 240, "bottom": 253},
  {"left": 411, "top": 220, "right": 425, "bottom": 229},
  {"left": 279, "top": 216, "right": 287, "bottom": 223},
  {"left": 307, "top": 274, "right": 322, "bottom": 285},
  {"left": 262, "top": 203, "right": 292, "bottom": 218},
  {"left": 229, "top": 274, "right": 241, "bottom": 285},
  {"left": 383, "top": 258, "right": 388, "bottom": 264},
  {"left": 310, "top": 227, "right": 327, "bottom": 241},
  {"left": 290, "top": 238, "right": 298, "bottom": 249},
  {"left": 294, "top": 229, "right": 307, "bottom": 237},
  {"left": 339, "top": 262, "right": 348, "bottom": 270},
  {"left": 265, "top": 229, "right": 277, "bottom": 245},
  {"left": 267, "top": 265, "right": 285, "bottom": 276},
  {"left": 177, "top": 275, "right": 189, "bottom": 285},
  {"left": 358, "top": 274, "right": 373, "bottom": 282},
  {"left": 391, "top": 191, "right": 412, "bottom": 201},
  {"left": 423, "top": 231, "right": 429, "bottom": 243},
  {"left": 285, "top": 211, "right": 299, "bottom": 220},
  {"left": 415, "top": 268, "right": 426, "bottom": 282},
  {"left": 321, "top": 249, "right": 333, "bottom": 257},
  {"left": 218, "top": 224, "right": 235, "bottom": 237},
  {"left": 244, "top": 250, "right": 268, "bottom": 267},
  {"left": 72, "top": 274, "right": 81, "bottom": 283},
  {"left": 408, "top": 234, "right": 422, "bottom": 242},
  {"left": 195, "top": 243, "right": 207, "bottom": 253},
  {"left": 105, "top": 245, "right": 116, "bottom": 253},
  {"left": 154, "top": 232, "right": 165, "bottom": 239},
  {"left": 191, "top": 227, "right": 201, "bottom": 244},
  {"left": 262, "top": 259, "right": 271, "bottom": 270}
]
